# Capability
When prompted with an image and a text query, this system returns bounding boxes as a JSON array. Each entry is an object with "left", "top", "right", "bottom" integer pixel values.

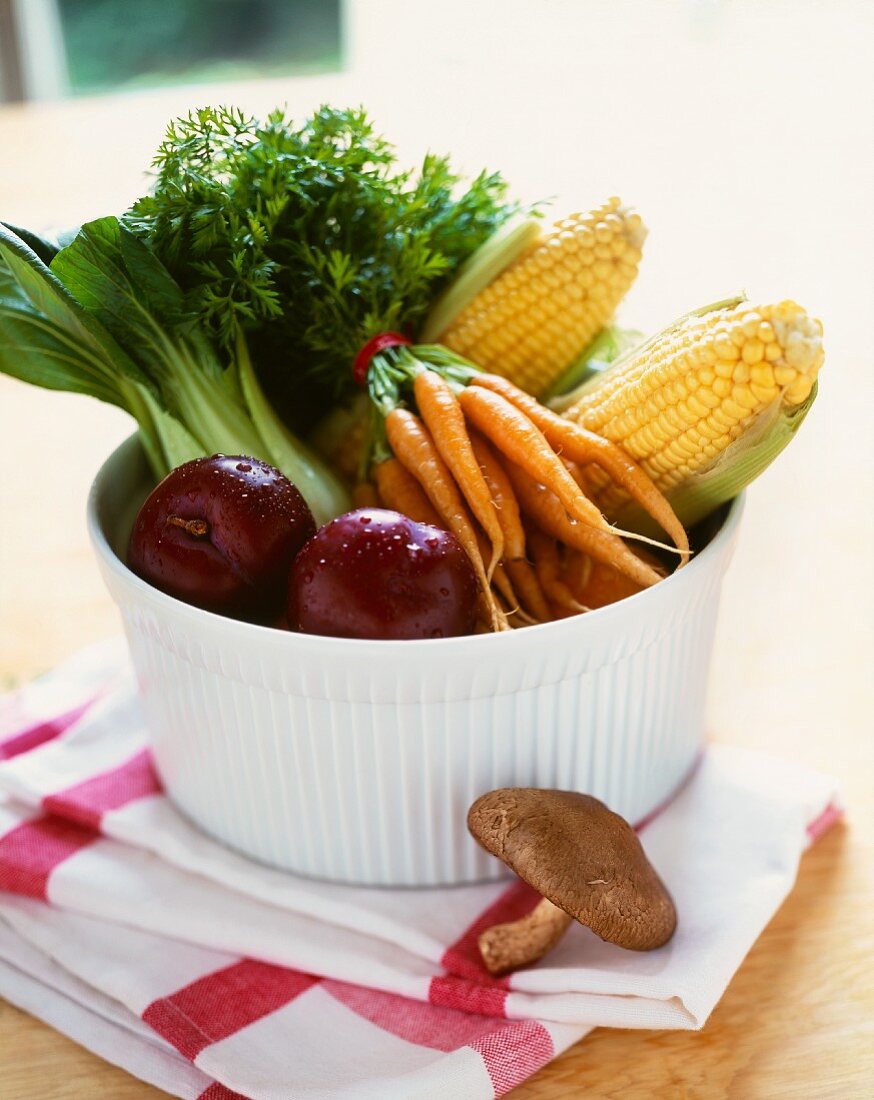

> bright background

[
  {"left": 0, "top": 3, "right": 873, "bottom": 1094},
  {"left": 2, "top": 0, "right": 871, "bottom": 734}
]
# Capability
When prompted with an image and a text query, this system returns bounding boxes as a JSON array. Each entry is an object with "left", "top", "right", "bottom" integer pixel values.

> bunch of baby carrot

[{"left": 357, "top": 369, "right": 689, "bottom": 631}]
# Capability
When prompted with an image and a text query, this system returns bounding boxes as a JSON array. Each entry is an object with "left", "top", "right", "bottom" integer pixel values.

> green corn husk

[
  {"left": 542, "top": 324, "right": 645, "bottom": 403},
  {"left": 549, "top": 295, "right": 819, "bottom": 534},
  {"left": 419, "top": 216, "right": 542, "bottom": 342},
  {"left": 550, "top": 296, "right": 747, "bottom": 412},
  {"left": 612, "top": 382, "right": 818, "bottom": 537}
]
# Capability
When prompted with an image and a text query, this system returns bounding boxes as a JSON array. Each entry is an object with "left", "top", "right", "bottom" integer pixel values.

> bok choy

[
  {"left": 0, "top": 218, "right": 350, "bottom": 524},
  {"left": 1, "top": 105, "right": 521, "bottom": 522}
]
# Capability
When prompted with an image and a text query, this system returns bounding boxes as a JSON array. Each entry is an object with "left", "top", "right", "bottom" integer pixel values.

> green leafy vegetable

[
  {"left": 1, "top": 223, "right": 62, "bottom": 266},
  {"left": 0, "top": 221, "right": 150, "bottom": 405},
  {"left": 1, "top": 104, "right": 518, "bottom": 517},
  {"left": 50, "top": 216, "right": 255, "bottom": 449},
  {"left": 125, "top": 105, "right": 520, "bottom": 420},
  {"left": 0, "top": 220, "right": 350, "bottom": 522}
]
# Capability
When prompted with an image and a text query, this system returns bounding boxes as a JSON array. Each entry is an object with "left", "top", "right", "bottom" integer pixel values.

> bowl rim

[{"left": 87, "top": 433, "right": 745, "bottom": 656}]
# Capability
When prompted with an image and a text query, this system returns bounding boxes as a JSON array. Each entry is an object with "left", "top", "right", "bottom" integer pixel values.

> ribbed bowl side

[
  {"left": 92, "top": 435, "right": 740, "bottom": 887},
  {"left": 115, "top": 567, "right": 725, "bottom": 886}
]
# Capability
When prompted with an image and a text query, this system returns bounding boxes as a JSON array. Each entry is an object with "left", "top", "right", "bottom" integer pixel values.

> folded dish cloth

[{"left": 0, "top": 641, "right": 841, "bottom": 1100}]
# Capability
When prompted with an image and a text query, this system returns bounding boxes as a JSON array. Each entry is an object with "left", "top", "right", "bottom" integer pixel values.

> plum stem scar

[{"left": 166, "top": 515, "right": 209, "bottom": 538}]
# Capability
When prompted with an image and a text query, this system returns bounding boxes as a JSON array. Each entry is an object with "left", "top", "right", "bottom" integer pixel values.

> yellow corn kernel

[
  {"left": 732, "top": 362, "right": 751, "bottom": 383},
  {"left": 742, "top": 339, "right": 765, "bottom": 364},
  {"left": 438, "top": 201, "right": 647, "bottom": 397},
  {"left": 750, "top": 363, "right": 776, "bottom": 388},
  {"left": 712, "top": 377, "right": 733, "bottom": 398},
  {"left": 562, "top": 299, "right": 824, "bottom": 512}
]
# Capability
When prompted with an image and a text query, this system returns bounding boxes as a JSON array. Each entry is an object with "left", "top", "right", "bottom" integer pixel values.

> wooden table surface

[{"left": 1, "top": 4, "right": 873, "bottom": 1096}]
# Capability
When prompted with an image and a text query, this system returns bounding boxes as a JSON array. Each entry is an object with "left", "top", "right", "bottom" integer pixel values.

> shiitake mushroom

[{"left": 467, "top": 788, "right": 677, "bottom": 975}]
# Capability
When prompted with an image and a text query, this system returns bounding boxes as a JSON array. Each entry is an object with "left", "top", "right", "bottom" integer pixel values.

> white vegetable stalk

[{"left": 235, "top": 333, "right": 350, "bottom": 526}]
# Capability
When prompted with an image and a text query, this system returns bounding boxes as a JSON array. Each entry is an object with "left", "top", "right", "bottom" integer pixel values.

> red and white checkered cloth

[{"left": 0, "top": 641, "right": 842, "bottom": 1099}]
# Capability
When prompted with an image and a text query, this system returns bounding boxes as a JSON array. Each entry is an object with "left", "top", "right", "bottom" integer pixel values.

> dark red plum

[
  {"left": 128, "top": 455, "right": 315, "bottom": 621},
  {"left": 289, "top": 509, "right": 478, "bottom": 640}
]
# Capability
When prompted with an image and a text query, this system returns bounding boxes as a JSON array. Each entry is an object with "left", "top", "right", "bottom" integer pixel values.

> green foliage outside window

[{"left": 58, "top": 0, "right": 341, "bottom": 94}]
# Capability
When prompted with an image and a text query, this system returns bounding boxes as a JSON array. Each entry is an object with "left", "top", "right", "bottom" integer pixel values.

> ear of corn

[
  {"left": 431, "top": 198, "right": 647, "bottom": 398},
  {"left": 541, "top": 323, "right": 645, "bottom": 403},
  {"left": 613, "top": 383, "right": 816, "bottom": 535},
  {"left": 420, "top": 217, "right": 543, "bottom": 344},
  {"left": 558, "top": 299, "right": 825, "bottom": 528},
  {"left": 310, "top": 394, "right": 370, "bottom": 483}
]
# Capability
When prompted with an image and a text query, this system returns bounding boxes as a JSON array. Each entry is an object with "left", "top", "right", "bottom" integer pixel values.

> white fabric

[
  {"left": 0, "top": 641, "right": 842, "bottom": 1099},
  {"left": 0, "top": 731, "right": 838, "bottom": 1027},
  {"left": 0, "top": 918, "right": 211, "bottom": 1099}
]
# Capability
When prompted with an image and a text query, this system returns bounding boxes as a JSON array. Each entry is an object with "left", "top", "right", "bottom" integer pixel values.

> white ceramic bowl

[{"left": 88, "top": 435, "right": 743, "bottom": 886}]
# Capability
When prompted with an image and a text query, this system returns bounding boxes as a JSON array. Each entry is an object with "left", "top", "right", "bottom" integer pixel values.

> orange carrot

[
  {"left": 563, "top": 459, "right": 591, "bottom": 497},
  {"left": 497, "top": 596, "right": 538, "bottom": 628},
  {"left": 352, "top": 481, "right": 381, "bottom": 509},
  {"left": 385, "top": 408, "right": 508, "bottom": 631},
  {"left": 467, "top": 431, "right": 553, "bottom": 621},
  {"left": 576, "top": 559, "right": 649, "bottom": 610},
  {"left": 373, "top": 458, "right": 443, "bottom": 527},
  {"left": 526, "top": 526, "right": 586, "bottom": 614},
  {"left": 563, "top": 549, "right": 594, "bottom": 606},
  {"left": 491, "top": 563, "right": 537, "bottom": 625},
  {"left": 471, "top": 373, "right": 690, "bottom": 560},
  {"left": 467, "top": 431, "right": 526, "bottom": 560},
  {"left": 414, "top": 371, "right": 504, "bottom": 580},
  {"left": 469, "top": 527, "right": 538, "bottom": 626},
  {"left": 458, "top": 386, "right": 615, "bottom": 536},
  {"left": 505, "top": 558, "right": 553, "bottom": 622},
  {"left": 470, "top": 564, "right": 530, "bottom": 629},
  {"left": 505, "top": 461, "right": 664, "bottom": 589}
]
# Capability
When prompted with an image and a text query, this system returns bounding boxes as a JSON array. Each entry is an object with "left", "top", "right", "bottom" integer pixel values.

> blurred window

[
  {"left": 1, "top": 0, "right": 68, "bottom": 101},
  {"left": 59, "top": 0, "right": 342, "bottom": 94}
]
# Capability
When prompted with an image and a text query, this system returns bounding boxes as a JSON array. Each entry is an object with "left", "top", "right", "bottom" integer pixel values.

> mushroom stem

[{"left": 478, "top": 897, "right": 573, "bottom": 976}]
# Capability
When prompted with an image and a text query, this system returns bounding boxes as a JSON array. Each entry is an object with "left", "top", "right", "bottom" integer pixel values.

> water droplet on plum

[
  {"left": 287, "top": 508, "right": 477, "bottom": 640},
  {"left": 127, "top": 454, "right": 314, "bottom": 622}
]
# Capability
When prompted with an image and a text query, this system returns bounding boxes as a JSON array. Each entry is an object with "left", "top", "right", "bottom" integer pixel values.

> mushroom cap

[{"left": 467, "top": 788, "right": 676, "bottom": 951}]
